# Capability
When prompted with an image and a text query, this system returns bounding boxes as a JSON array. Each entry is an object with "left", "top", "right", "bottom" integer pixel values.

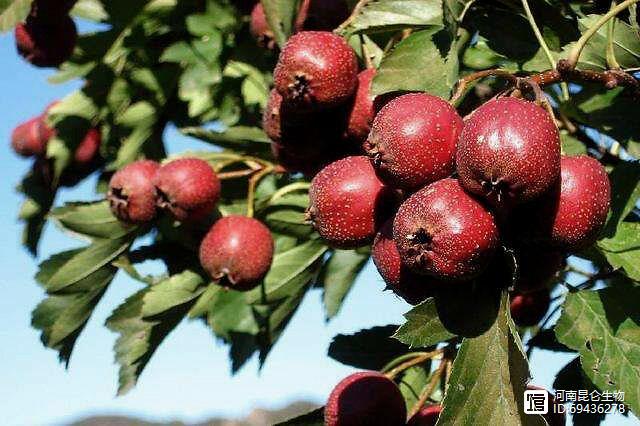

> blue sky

[{"left": 0, "top": 21, "right": 635, "bottom": 426}]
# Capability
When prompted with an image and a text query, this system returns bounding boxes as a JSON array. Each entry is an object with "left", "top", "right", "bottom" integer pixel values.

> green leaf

[
  {"left": 598, "top": 222, "right": 640, "bottom": 281},
  {"left": 338, "top": 0, "right": 443, "bottom": 35},
  {"left": 437, "top": 293, "right": 545, "bottom": 426},
  {"left": 275, "top": 407, "right": 324, "bottom": 426},
  {"left": 602, "top": 161, "right": 640, "bottom": 237},
  {"left": 32, "top": 265, "right": 116, "bottom": 365},
  {"left": 0, "top": 0, "right": 30, "bottom": 32},
  {"left": 555, "top": 283, "right": 640, "bottom": 415},
  {"left": 142, "top": 271, "right": 206, "bottom": 317},
  {"left": 328, "top": 325, "right": 408, "bottom": 370},
  {"left": 394, "top": 299, "right": 455, "bottom": 348},
  {"left": 372, "top": 29, "right": 456, "bottom": 99},
  {"left": 51, "top": 201, "right": 136, "bottom": 240},
  {"left": 261, "top": 0, "right": 300, "bottom": 48},
  {"left": 319, "top": 248, "right": 370, "bottom": 320},
  {"left": 106, "top": 287, "right": 193, "bottom": 395},
  {"left": 44, "top": 238, "right": 132, "bottom": 293}
]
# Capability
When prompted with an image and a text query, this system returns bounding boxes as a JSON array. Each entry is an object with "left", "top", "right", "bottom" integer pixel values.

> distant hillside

[{"left": 67, "top": 401, "right": 319, "bottom": 426}]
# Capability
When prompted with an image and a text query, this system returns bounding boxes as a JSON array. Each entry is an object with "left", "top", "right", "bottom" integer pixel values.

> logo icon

[{"left": 524, "top": 389, "right": 549, "bottom": 414}]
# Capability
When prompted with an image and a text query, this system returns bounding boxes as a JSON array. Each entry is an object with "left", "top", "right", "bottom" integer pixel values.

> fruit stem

[
  {"left": 246, "top": 165, "right": 275, "bottom": 218},
  {"left": 270, "top": 182, "right": 311, "bottom": 203},
  {"left": 520, "top": 0, "right": 570, "bottom": 101},
  {"left": 382, "top": 349, "right": 443, "bottom": 379},
  {"left": 407, "top": 360, "right": 447, "bottom": 420},
  {"left": 566, "top": 0, "right": 640, "bottom": 69}
]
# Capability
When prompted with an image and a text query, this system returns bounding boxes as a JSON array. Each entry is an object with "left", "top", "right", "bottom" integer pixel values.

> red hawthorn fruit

[
  {"left": 325, "top": 371, "right": 407, "bottom": 426},
  {"left": 294, "top": 0, "right": 349, "bottom": 32},
  {"left": 346, "top": 68, "right": 376, "bottom": 144},
  {"left": 249, "top": 3, "right": 275, "bottom": 49},
  {"left": 407, "top": 405, "right": 442, "bottom": 426},
  {"left": 199, "top": 215, "right": 274, "bottom": 290},
  {"left": 514, "top": 155, "right": 611, "bottom": 251},
  {"left": 154, "top": 158, "right": 221, "bottom": 223},
  {"left": 11, "top": 116, "right": 48, "bottom": 157},
  {"left": 15, "top": 14, "right": 77, "bottom": 68},
  {"left": 372, "top": 219, "right": 438, "bottom": 305},
  {"left": 273, "top": 31, "right": 358, "bottom": 111},
  {"left": 73, "top": 128, "right": 101, "bottom": 166},
  {"left": 365, "top": 93, "right": 463, "bottom": 191},
  {"left": 526, "top": 385, "right": 566, "bottom": 426},
  {"left": 514, "top": 249, "right": 564, "bottom": 293},
  {"left": 393, "top": 178, "right": 499, "bottom": 281},
  {"left": 307, "top": 156, "right": 396, "bottom": 248},
  {"left": 456, "top": 97, "right": 561, "bottom": 210},
  {"left": 108, "top": 160, "right": 160, "bottom": 223},
  {"left": 510, "top": 289, "right": 550, "bottom": 327}
]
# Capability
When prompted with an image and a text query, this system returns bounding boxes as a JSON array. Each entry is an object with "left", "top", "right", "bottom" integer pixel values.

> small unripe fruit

[
  {"left": 199, "top": 215, "right": 274, "bottom": 290},
  {"left": 510, "top": 290, "right": 550, "bottom": 326},
  {"left": 514, "top": 249, "right": 564, "bottom": 293},
  {"left": 325, "top": 371, "right": 406, "bottom": 426},
  {"left": 250, "top": 3, "right": 275, "bottom": 49},
  {"left": 526, "top": 385, "right": 566, "bottom": 426},
  {"left": 394, "top": 178, "right": 499, "bottom": 281},
  {"left": 74, "top": 128, "right": 101, "bottom": 166},
  {"left": 372, "top": 219, "right": 437, "bottom": 305},
  {"left": 295, "top": 0, "right": 349, "bottom": 31},
  {"left": 407, "top": 405, "right": 442, "bottom": 426},
  {"left": 346, "top": 69, "right": 376, "bottom": 144},
  {"left": 515, "top": 155, "right": 610, "bottom": 251},
  {"left": 274, "top": 31, "right": 358, "bottom": 110},
  {"left": 108, "top": 160, "right": 160, "bottom": 224},
  {"left": 154, "top": 158, "right": 221, "bottom": 222},
  {"left": 308, "top": 156, "right": 396, "bottom": 248},
  {"left": 456, "top": 97, "right": 560, "bottom": 209},
  {"left": 11, "top": 116, "right": 47, "bottom": 157},
  {"left": 366, "top": 93, "right": 463, "bottom": 191},
  {"left": 15, "top": 15, "right": 77, "bottom": 68}
]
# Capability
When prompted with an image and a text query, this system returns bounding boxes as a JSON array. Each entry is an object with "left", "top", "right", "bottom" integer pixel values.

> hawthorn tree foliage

[{"left": 3, "top": 0, "right": 640, "bottom": 424}]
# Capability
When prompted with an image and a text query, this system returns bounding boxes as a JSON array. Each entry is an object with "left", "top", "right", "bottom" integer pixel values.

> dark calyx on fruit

[
  {"left": 108, "top": 160, "right": 160, "bottom": 224},
  {"left": 273, "top": 31, "right": 358, "bottom": 111},
  {"left": 199, "top": 215, "right": 274, "bottom": 290},
  {"left": 373, "top": 219, "right": 439, "bottom": 305},
  {"left": 393, "top": 178, "right": 499, "bottom": 281},
  {"left": 15, "top": 14, "right": 77, "bottom": 67},
  {"left": 513, "top": 155, "right": 610, "bottom": 251},
  {"left": 510, "top": 289, "right": 550, "bottom": 327},
  {"left": 456, "top": 97, "right": 561, "bottom": 210},
  {"left": 154, "top": 158, "right": 221, "bottom": 223},
  {"left": 325, "top": 371, "right": 406, "bottom": 426},
  {"left": 366, "top": 93, "right": 463, "bottom": 191},
  {"left": 307, "top": 156, "right": 397, "bottom": 248}
]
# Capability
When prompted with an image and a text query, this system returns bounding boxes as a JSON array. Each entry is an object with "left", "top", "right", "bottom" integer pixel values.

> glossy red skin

[
  {"left": 74, "top": 128, "right": 101, "bottom": 165},
  {"left": 325, "top": 371, "right": 406, "bottom": 426},
  {"left": 393, "top": 178, "right": 499, "bottom": 281},
  {"left": 295, "top": 0, "right": 349, "bottom": 31},
  {"left": 346, "top": 69, "right": 376, "bottom": 144},
  {"left": 11, "top": 116, "right": 48, "bottom": 157},
  {"left": 250, "top": 3, "right": 275, "bottom": 49},
  {"left": 308, "top": 156, "right": 396, "bottom": 248},
  {"left": 526, "top": 385, "right": 566, "bottom": 426},
  {"left": 510, "top": 290, "right": 550, "bottom": 327},
  {"left": 199, "top": 216, "right": 274, "bottom": 290},
  {"left": 154, "top": 158, "right": 221, "bottom": 222},
  {"left": 456, "top": 97, "right": 560, "bottom": 209},
  {"left": 406, "top": 405, "right": 442, "bottom": 426},
  {"left": 108, "top": 160, "right": 160, "bottom": 223},
  {"left": 274, "top": 31, "right": 358, "bottom": 111},
  {"left": 372, "top": 219, "right": 438, "bottom": 305},
  {"left": 366, "top": 93, "right": 463, "bottom": 191},
  {"left": 15, "top": 15, "right": 77, "bottom": 68},
  {"left": 515, "top": 155, "right": 611, "bottom": 251},
  {"left": 514, "top": 249, "right": 564, "bottom": 293}
]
